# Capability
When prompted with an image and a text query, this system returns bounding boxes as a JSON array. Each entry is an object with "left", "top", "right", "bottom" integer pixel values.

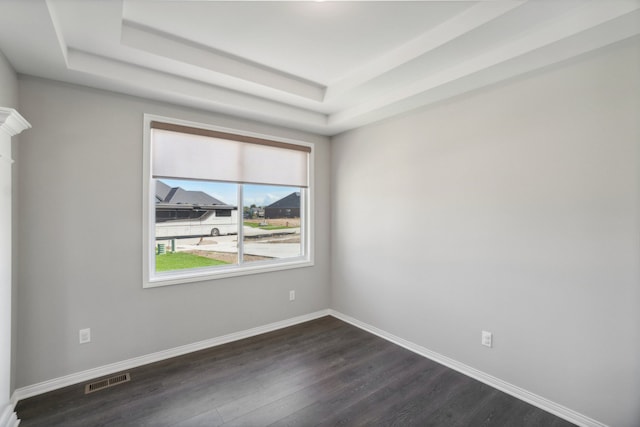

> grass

[
  {"left": 156, "top": 252, "right": 228, "bottom": 272},
  {"left": 243, "top": 222, "right": 293, "bottom": 230}
]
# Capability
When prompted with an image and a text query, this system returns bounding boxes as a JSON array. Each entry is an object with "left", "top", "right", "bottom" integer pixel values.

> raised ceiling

[{"left": 0, "top": 0, "right": 639, "bottom": 136}]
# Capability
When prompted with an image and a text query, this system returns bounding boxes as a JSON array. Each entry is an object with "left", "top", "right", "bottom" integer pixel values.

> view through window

[
  {"left": 145, "top": 118, "right": 312, "bottom": 286},
  {"left": 154, "top": 179, "right": 303, "bottom": 274}
]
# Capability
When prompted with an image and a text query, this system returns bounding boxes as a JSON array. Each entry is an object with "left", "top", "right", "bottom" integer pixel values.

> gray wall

[
  {"left": 331, "top": 39, "right": 640, "bottom": 427},
  {"left": 0, "top": 50, "right": 17, "bottom": 108},
  {"left": 15, "top": 77, "right": 331, "bottom": 388}
]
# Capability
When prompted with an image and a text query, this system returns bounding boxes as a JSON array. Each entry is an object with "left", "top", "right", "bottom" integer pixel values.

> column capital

[{"left": 0, "top": 108, "right": 30, "bottom": 137}]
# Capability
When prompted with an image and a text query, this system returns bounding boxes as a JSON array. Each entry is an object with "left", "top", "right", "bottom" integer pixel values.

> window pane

[
  {"left": 154, "top": 179, "right": 238, "bottom": 272},
  {"left": 243, "top": 184, "right": 302, "bottom": 263},
  {"left": 145, "top": 119, "right": 314, "bottom": 287}
]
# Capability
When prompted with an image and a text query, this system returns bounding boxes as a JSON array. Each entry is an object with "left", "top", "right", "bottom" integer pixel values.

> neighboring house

[
  {"left": 264, "top": 192, "right": 300, "bottom": 219},
  {"left": 156, "top": 180, "right": 228, "bottom": 207},
  {"left": 155, "top": 180, "right": 238, "bottom": 237}
]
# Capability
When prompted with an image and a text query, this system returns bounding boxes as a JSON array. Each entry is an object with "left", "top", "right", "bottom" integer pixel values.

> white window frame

[{"left": 142, "top": 114, "right": 314, "bottom": 288}]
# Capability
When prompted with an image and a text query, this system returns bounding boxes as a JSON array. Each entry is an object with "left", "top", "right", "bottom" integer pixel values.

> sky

[{"left": 159, "top": 178, "right": 298, "bottom": 207}]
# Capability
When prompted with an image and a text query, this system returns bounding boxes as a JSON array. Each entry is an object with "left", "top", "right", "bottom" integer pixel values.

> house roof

[
  {"left": 155, "top": 180, "right": 227, "bottom": 207},
  {"left": 266, "top": 192, "right": 300, "bottom": 209},
  {"left": 155, "top": 180, "right": 172, "bottom": 202}
]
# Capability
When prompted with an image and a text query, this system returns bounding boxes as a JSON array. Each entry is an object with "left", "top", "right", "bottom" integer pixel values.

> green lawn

[
  {"left": 156, "top": 252, "right": 228, "bottom": 272},
  {"left": 243, "top": 222, "right": 293, "bottom": 230},
  {"left": 257, "top": 225, "right": 290, "bottom": 230}
]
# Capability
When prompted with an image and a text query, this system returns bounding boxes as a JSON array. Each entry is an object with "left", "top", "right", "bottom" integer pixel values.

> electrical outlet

[
  {"left": 79, "top": 328, "right": 91, "bottom": 344},
  {"left": 289, "top": 290, "right": 295, "bottom": 301},
  {"left": 481, "top": 331, "right": 492, "bottom": 348}
]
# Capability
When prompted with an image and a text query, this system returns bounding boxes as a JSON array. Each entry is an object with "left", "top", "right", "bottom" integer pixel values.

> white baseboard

[
  {"left": 0, "top": 402, "right": 19, "bottom": 427},
  {"left": 329, "top": 309, "right": 607, "bottom": 427},
  {"left": 10, "top": 308, "right": 607, "bottom": 427},
  {"left": 11, "top": 309, "right": 330, "bottom": 404}
]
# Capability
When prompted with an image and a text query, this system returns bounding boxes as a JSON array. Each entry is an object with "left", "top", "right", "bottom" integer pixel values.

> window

[
  {"left": 143, "top": 116, "right": 313, "bottom": 287},
  {"left": 214, "top": 209, "right": 232, "bottom": 217}
]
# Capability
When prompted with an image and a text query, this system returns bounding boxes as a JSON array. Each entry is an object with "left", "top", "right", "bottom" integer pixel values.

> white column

[{"left": 0, "top": 108, "right": 30, "bottom": 427}]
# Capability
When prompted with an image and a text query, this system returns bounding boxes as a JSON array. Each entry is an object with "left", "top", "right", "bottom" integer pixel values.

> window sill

[{"left": 144, "top": 257, "right": 314, "bottom": 288}]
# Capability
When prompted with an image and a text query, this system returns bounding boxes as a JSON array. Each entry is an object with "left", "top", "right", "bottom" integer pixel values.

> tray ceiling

[{"left": 0, "top": 0, "right": 638, "bottom": 135}]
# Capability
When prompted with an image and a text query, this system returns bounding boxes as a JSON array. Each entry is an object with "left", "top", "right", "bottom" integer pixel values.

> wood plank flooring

[{"left": 16, "top": 316, "right": 576, "bottom": 426}]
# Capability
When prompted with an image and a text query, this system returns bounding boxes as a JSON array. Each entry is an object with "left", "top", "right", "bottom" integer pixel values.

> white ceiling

[{"left": 0, "top": 0, "right": 639, "bottom": 136}]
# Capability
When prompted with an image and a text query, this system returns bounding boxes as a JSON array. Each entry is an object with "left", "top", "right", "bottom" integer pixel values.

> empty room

[{"left": 0, "top": 1, "right": 639, "bottom": 426}]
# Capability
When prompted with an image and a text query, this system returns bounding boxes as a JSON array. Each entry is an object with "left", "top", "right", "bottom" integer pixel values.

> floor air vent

[{"left": 84, "top": 373, "right": 131, "bottom": 394}]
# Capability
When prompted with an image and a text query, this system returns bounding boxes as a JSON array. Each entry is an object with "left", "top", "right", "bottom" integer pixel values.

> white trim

[
  {"left": 0, "top": 108, "right": 29, "bottom": 427},
  {"left": 0, "top": 108, "right": 31, "bottom": 138},
  {"left": 146, "top": 258, "right": 314, "bottom": 288},
  {"left": 329, "top": 310, "right": 607, "bottom": 427},
  {"left": 0, "top": 402, "right": 19, "bottom": 427},
  {"left": 142, "top": 113, "right": 315, "bottom": 288},
  {"left": 0, "top": 154, "right": 14, "bottom": 165},
  {"left": 12, "top": 309, "right": 330, "bottom": 403},
  {"left": 11, "top": 309, "right": 606, "bottom": 427}
]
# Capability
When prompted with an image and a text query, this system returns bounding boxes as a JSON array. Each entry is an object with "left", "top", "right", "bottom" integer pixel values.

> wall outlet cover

[
  {"left": 482, "top": 331, "right": 492, "bottom": 348},
  {"left": 79, "top": 328, "right": 91, "bottom": 344}
]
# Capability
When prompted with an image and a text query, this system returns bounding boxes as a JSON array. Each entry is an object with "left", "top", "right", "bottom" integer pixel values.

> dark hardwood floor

[{"left": 16, "top": 316, "right": 576, "bottom": 426}]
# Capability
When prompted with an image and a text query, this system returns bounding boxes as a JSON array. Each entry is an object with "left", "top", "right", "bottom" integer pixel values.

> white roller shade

[{"left": 151, "top": 125, "right": 309, "bottom": 188}]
